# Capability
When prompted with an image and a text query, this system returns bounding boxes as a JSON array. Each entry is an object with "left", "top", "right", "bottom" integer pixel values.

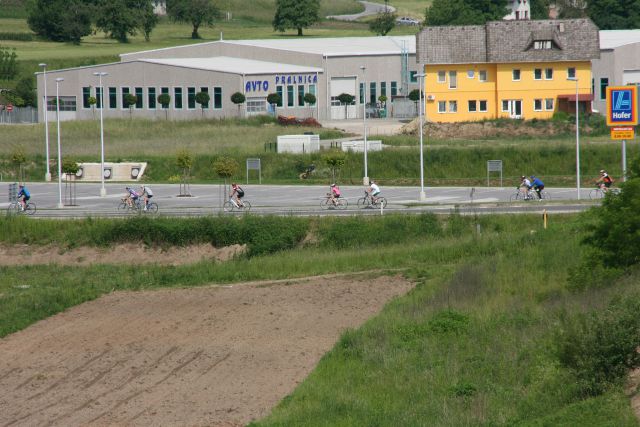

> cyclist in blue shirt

[
  {"left": 17, "top": 185, "right": 30, "bottom": 210},
  {"left": 530, "top": 175, "right": 545, "bottom": 200}
]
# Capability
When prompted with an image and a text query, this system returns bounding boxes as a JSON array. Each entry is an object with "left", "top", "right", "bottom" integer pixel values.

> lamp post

[
  {"left": 360, "top": 65, "right": 369, "bottom": 185},
  {"left": 39, "top": 63, "right": 51, "bottom": 181},
  {"left": 93, "top": 72, "right": 108, "bottom": 197},
  {"left": 55, "top": 77, "right": 64, "bottom": 209},
  {"left": 568, "top": 77, "right": 580, "bottom": 199},
  {"left": 416, "top": 72, "right": 427, "bottom": 201}
]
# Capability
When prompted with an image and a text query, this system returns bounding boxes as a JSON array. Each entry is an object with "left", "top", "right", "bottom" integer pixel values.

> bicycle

[
  {"left": 117, "top": 197, "right": 158, "bottom": 214},
  {"left": 320, "top": 195, "right": 348, "bottom": 210},
  {"left": 6, "top": 200, "right": 36, "bottom": 216},
  {"left": 356, "top": 191, "right": 387, "bottom": 209},
  {"left": 510, "top": 188, "right": 550, "bottom": 202},
  {"left": 223, "top": 198, "right": 251, "bottom": 212},
  {"left": 590, "top": 186, "right": 619, "bottom": 200}
]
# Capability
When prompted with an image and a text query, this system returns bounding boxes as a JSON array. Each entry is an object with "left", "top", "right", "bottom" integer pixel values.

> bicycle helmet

[
  {"left": 125, "top": 186, "right": 130, "bottom": 190},
  {"left": 600, "top": 170, "right": 605, "bottom": 173},
  {"left": 330, "top": 183, "right": 336, "bottom": 187},
  {"left": 521, "top": 176, "right": 525, "bottom": 179},
  {"left": 530, "top": 175, "right": 536, "bottom": 179}
]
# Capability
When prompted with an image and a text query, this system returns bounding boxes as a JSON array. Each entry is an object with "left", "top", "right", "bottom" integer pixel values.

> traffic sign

[
  {"left": 606, "top": 86, "right": 638, "bottom": 126},
  {"left": 6, "top": 104, "right": 13, "bottom": 112},
  {"left": 611, "top": 126, "right": 635, "bottom": 140}
]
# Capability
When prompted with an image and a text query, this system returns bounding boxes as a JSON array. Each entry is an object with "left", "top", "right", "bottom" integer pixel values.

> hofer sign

[{"left": 606, "top": 86, "right": 638, "bottom": 126}]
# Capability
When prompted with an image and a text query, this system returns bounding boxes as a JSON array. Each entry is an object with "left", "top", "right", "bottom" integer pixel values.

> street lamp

[
  {"left": 360, "top": 65, "right": 369, "bottom": 185},
  {"left": 568, "top": 77, "right": 580, "bottom": 200},
  {"left": 55, "top": 77, "right": 64, "bottom": 209},
  {"left": 416, "top": 72, "right": 427, "bottom": 201},
  {"left": 39, "top": 63, "right": 51, "bottom": 181},
  {"left": 93, "top": 71, "right": 108, "bottom": 197}
]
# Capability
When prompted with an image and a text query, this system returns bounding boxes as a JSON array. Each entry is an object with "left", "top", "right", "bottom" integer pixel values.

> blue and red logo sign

[{"left": 607, "top": 86, "right": 638, "bottom": 126}]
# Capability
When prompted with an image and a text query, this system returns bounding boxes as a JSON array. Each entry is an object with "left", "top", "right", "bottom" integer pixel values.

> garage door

[{"left": 330, "top": 77, "right": 357, "bottom": 119}]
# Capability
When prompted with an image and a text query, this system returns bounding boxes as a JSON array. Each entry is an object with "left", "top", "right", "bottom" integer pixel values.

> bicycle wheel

[
  {"left": 589, "top": 189, "right": 603, "bottom": 200},
  {"left": 320, "top": 198, "right": 331, "bottom": 210},
  {"left": 241, "top": 200, "right": 251, "bottom": 211},
  {"left": 117, "top": 201, "right": 129, "bottom": 212},
  {"left": 25, "top": 202, "right": 36, "bottom": 215},
  {"left": 6, "top": 203, "right": 19, "bottom": 216},
  {"left": 337, "top": 198, "right": 348, "bottom": 210},
  {"left": 223, "top": 201, "right": 236, "bottom": 212},
  {"left": 540, "top": 191, "right": 550, "bottom": 201},
  {"left": 357, "top": 197, "right": 370, "bottom": 209},
  {"left": 509, "top": 192, "right": 521, "bottom": 202},
  {"left": 145, "top": 202, "right": 158, "bottom": 214},
  {"left": 373, "top": 197, "right": 387, "bottom": 208}
]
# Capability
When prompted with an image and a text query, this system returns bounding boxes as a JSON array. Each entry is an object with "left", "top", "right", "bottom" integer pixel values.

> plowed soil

[{"left": 0, "top": 274, "right": 413, "bottom": 426}]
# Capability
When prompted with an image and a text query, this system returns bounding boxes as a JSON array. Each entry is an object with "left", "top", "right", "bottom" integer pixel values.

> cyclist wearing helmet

[
  {"left": 530, "top": 175, "right": 545, "bottom": 200},
  {"left": 230, "top": 183, "right": 245, "bottom": 207},
  {"left": 519, "top": 175, "right": 532, "bottom": 199},
  {"left": 124, "top": 186, "right": 140, "bottom": 207},
  {"left": 367, "top": 180, "right": 381, "bottom": 203},
  {"left": 17, "top": 184, "right": 30, "bottom": 211},
  {"left": 596, "top": 170, "right": 613, "bottom": 192},
  {"left": 328, "top": 183, "right": 341, "bottom": 206}
]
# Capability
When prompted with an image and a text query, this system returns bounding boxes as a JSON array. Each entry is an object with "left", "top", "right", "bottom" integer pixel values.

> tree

[
  {"left": 27, "top": 0, "right": 93, "bottom": 43},
  {"left": 176, "top": 149, "right": 193, "bottom": 196},
  {"left": 586, "top": 0, "right": 640, "bottom": 30},
  {"left": 166, "top": 0, "right": 221, "bottom": 39},
  {"left": 273, "top": 0, "right": 320, "bottom": 36},
  {"left": 14, "top": 76, "right": 36, "bottom": 107},
  {"left": 213, "top": 156, "right": 239, "bottom": 199},
  {"left": 123, "top": 93, "right": 137, "bottom": 118},
  {"left": 322, "top": 150, "right": 346, "bottom": 183},
  {"left": 0, "top": 47, "right": 18, "bottom": 80},
  {"left": 95, "top": 0, "right": 156, "bottom": 43},
  {"left": 425, "top": 0, "right": 508, "bottom": 26},
  {"left": 230, "top": 92, "right": 246, "bottom": 117},
  {"left": 195, "top": 91, "right": 210, "bottom": 116},
  {"left": 267, "top": 92, "right": 281, "bottom": 115},
  {"left": 369, "top": 11, "right": 396, "bottom": 36},
  {"left": 304, "top": 92, "right": 316, "bottom": 117},
  {"left": 337, "top": 93, "right": 354, "bottom": 119},
  {"left": 158, "top": 93, "right": 171, "bottom": 119},
  {"left": 10, "top": 146, "right": 26, "bottom": 183},
  {"left": 88, "top": 96, "right": 97, "bottom": 118}
]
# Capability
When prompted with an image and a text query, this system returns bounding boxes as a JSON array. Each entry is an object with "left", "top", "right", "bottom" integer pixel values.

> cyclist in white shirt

[
  {"left": 139, "top": 185, "right": 153, "bottom": 210},
  {"left": 368, "top": 180, "right": 381, "bottom": 203}
]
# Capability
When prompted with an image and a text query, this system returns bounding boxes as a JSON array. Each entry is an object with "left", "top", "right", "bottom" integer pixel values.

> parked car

[{"left": 396, "top": 16, "right": 420, "bottom": 26}]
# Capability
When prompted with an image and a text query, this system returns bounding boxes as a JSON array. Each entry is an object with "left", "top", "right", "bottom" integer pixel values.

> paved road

[
  {"left": 2, "top": 182, "right": 598, "bottom": 218},
  {"left": 327, "top": 1, "right": 396, "bottom": 21}
]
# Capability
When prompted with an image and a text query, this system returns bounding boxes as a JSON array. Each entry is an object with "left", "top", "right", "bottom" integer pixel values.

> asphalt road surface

[{"left": 2, "top": 182, "right": 598, "bottom": 218}]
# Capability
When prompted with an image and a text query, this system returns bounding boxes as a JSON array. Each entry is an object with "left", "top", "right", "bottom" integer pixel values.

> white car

[{"left": 396, "top": 16, "right": 420, "bottom": 26}]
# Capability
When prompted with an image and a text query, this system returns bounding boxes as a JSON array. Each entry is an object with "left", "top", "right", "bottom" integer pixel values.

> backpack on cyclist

[{"left": 236, "top": 186, "right": 244, "bottom": 197}]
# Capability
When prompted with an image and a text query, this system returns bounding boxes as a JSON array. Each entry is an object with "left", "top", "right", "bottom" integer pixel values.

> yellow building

[{"left": 416, "top": 19, "right": 600, "bottom": 123}]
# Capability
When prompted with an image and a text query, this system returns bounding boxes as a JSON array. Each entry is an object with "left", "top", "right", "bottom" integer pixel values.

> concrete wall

[{"left": 592, "top": 43, "right": 640, "bottom": 114}]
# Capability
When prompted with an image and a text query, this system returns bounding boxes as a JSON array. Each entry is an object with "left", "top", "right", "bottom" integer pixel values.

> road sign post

[{"left": 607, "top": 86, "right": 638, "bottom": 182}]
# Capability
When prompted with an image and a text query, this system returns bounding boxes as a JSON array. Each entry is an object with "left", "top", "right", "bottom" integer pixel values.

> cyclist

[
  {"left": 139, "top": 185, "right": 153, "bottom": 211},
  {"left": 230, "top": 183, "right": 245, "bottom": 207},
  {"left": 124, "top": 186, "right": 140, "bottom": 208},
  {"left": 595, "top": 170, "right": 614, "bottom": 192},
  {"left": 530, "top": 175, "right": 545, "bottom": 200},
  {"left": 17, "top": 184, "right": 30, "bottom": 211},
  {"left": 328, "top": 183, "right": 341, "bottom": 206},
  {"left": 368, "top": 180, "right": 381, "bottom": 203},
  {"left": 519, "top": 175, "right": 532, "bottom": 199}
]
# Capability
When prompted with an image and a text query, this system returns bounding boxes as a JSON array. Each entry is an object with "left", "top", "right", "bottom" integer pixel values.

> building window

[
  {"left": 359, "top": 82, "right": 364, "bottom": 104},
  {"left": 47, "top": 96, "right": 76, "bottom": 112},
  {"left": 161, "top": 87, "right": 169, "bottom": 95},
  {"left": 381, "top": 81, "right": 387, "bottom": 97},
  {"left": 410, "top": 71, "right": 418, "bottom": 83},
  {"left": 200, "top": 87, "right": 209, "bottom": 109},
  {"left": 449, "top": 100, "right": 457, "bottom": 113},
  {"left": 468, "top": 100, "right": 477, "bottom": 112},
  {"left": 479, "top": 70, "right": 487, "bottom": 82},
  {"left": 82, "top": 87, "right": 91, "bottom": 109},
  {"left": 568, "top": 67, "right": 576, "bottom": 79},
  {"left": 174, "top": 87, "right": 182, "bottom": 109},
  {"left": 246, "top": 98, "right": 266, "bottom": 113},
  {"left": 308, "top": 84, "right": 316, "bottom": 105},
  {"left": 438, "top": 101, "right": 446, "bottom": 113},
  {"left": 370, "top": 81, "right": 376, "bottom": 104},
  {"left": 213, "top": 87, "right": 222, "bottom": 109},
  {"left": 121, "top": 87, "right": 130, "bottom": 109},
  {"left": 512, "top": 69, "right": 521, "bottom": 81},
  {"left": 449, "top": 71, "right": 457, "bottom": 89},
  {"left": 109, "top": 87, "right": 117, "bottom": 109},
  {"left": 467, "top": 70, "right": 474, "bottom": 78},
  {"left": 534, "top": 68, "right": 542, "bottom": 80},
  {"left": 187, "top": 87, "right": 196, "bottom": 109},
  {"left": 545, "top": 68, "right": 553, "bottom": 80},
  {"left": 534, "top": 99, "right": 543, "bottom": 111},
  {"left": 534, "top": 40, "right": 552, "bottom": 50},
  {"left": 276, "top": 85, "right": 283, "bottom": 107},
  {"left": 501, "top": 100, "right": 509, "bottom": 112},
  {"left": 437, "top": 71, "right": 446, "bottom": 83},
  {"left": 390, "top": 81, "right": 397, "bottom": 97},
  {"left": 287, "top": 85, "right": 294, "bottom": 107},
  {"left": 600, "top": 77, "right": 609, "bottom": 100},
  {"left": 545, "top": 98, "right": 554, "bottom": 111},
  {"left": 95, "top": 87, "right": 102, "bottom": 109},
  {"left": 298, "top": 85, "right": 305, "bottom": 107},
  {"left": 479, "top": 100, "right": 487, "bottom": 112},
  {"left": 135, "top": 87, "right": 143, "bottom": 109},
  {"left": 148, "top": 87, "right": 156, "bottom": 109}
]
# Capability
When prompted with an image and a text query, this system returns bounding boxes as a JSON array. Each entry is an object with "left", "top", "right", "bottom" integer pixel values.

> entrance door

[{"left": 504, "top": 100, "right": 522, "bottom": 118}]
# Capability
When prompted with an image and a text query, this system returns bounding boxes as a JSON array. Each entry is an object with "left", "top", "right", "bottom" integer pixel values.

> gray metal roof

[
  {"left": 140, "top": 57, "right": 323, "bottom": 75},
  {"left": 599, "top": 29, "right": 640, "bottom": 50},
  {"left": 417, "top": 19, "right": 600, "bottom": 64}
]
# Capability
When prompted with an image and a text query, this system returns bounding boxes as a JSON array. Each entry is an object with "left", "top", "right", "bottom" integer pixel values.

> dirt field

[{"left": 0, "top": 273, "right": 413, "bottom": 426}]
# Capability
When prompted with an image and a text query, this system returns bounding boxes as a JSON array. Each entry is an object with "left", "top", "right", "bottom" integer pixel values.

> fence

[
  {"left": 0, "top": 106, "right": 38, "bottom": 124},
  {"left": 391, "top": 99, "right": 418, "bottom": 118}
]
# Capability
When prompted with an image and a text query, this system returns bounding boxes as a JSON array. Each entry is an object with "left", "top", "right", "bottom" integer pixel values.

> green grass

[{"left": 1, "top": 213, "right": 638, "bottom": 425}]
